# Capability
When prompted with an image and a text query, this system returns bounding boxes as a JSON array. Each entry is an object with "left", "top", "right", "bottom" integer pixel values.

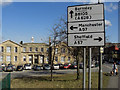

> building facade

[{"left": 0, "top": 40, "right": 75, "bottom": 66}]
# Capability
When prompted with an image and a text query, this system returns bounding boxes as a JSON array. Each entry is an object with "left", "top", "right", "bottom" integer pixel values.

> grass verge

[{"left": 11, "top": 72, "right": 110, "bottom": 88}]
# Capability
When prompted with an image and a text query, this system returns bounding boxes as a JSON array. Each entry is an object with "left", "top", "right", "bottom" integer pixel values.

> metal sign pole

[
  {"left": 99, "top": 47, "right": 103, "bottom": 89},
  {"left": 88, "top": 47, "right": 91, "bottom": 89},
  {"left": 83, "top": 47, "right": 86, "bottom": 89},
  {"left": 98, "top": 0, "right": 100, "bottom": 3}
]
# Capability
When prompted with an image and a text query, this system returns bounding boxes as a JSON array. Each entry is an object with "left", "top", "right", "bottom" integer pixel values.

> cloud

[
  {"left": 105, "top": 20, "right": 112, "bottom": 27},
  {"left": 0, "top": 0, "right": 13, "bottom": 6},
  {"left": 105, "top": 3, "right": 118, "bottom": 12}
]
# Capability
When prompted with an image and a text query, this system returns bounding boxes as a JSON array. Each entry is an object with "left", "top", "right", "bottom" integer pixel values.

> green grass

[{"left": 11, "top": 72, "right": 110, "bottom": 88}]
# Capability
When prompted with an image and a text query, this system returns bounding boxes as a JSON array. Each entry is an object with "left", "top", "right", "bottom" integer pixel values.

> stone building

[{"left": 0, "top": 40, "right": 75, "bottom": 66}]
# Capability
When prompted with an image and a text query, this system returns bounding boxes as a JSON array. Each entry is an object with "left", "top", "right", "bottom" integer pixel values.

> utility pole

[
  {"left": 88, "top": 47, "right": 91, "bottom": 89},
  {"left": 98, "top": 0, "right": 100, "bottom": 3},
  {"left": 83, "top": 47, "right": 86, "bottom": 89},
  {"left": 99, "top": 47, "right": 103, "bottom": 89}
]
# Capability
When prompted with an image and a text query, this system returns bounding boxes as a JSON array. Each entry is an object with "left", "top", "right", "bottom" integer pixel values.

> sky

[{"left": 1, "top": 1, "right": 119, "bottom": 44}]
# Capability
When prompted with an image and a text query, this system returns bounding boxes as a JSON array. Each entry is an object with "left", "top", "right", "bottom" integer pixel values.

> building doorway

[{"left": 34, "top": 55, "right": 39, "bottom": 64}]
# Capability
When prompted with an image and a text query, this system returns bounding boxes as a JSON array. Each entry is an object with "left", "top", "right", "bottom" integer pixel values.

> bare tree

[{"left": 49, "top": 16, "right": 83, "bottom": 80}]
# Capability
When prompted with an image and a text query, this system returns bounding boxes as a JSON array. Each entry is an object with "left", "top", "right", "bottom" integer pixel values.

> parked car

[
  {"left": 79, "top": 63, "right": 83, "bottom": 69},
  {"left": 58, "top": 63, "right": 64, "bottom": 69},
  {"left": 53, "top": 64, "right": 59, "bottom": 70},
  {"left": 6, "top": 66, "right": 13, "bottom": 72},
  {"left": 16, "top": 65, "right": 23, "bottom": 71},
  {"left": 64, "top": 63, "right": 71, "bottom": 69},
  {"left": 7, "top": 64, "right": 16, "bottom": 71},
  {"left": 116, "top": 60, "right": 120, "bottom": 65},
  {"left": 69, "top": 63, "right": 77, "bottom": 69},
  {"left": 33, "top": 65, "right": 43, "bottom": 71},
  {"left": 87, "top": 63, "right": 95, "bottom": 68},
  {"left": 1, "top": 63, "right": 6, "bottom": 71},
  {"left": 24, "top": 64, "right": 32, "bottom": 70},
  {"left": 43, "top": 64, "right": 51, "bottom": 70},
  {"left": 0, "top": 66, "right": 2, "bottom": 72},
  {"left": 12, "top": 65, "right": 16, "bottom": 71},
  {"left": 1, "top": 63, "right": 6, "bottom": 67}
]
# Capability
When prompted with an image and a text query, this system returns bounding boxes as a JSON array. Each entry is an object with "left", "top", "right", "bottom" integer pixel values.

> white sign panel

[
  {"left": 68, "top": 4, "right": 104, "bottom": 22},
  {"left": 68, "top": 20, "right": 104, "bottom": 33},
  {"left": 68, "top": 33, "right": 104, "bottom": 46}
]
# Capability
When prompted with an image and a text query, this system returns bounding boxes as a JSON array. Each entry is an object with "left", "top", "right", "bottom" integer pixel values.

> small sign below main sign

[
  {"left": 68, "top": 20, "right": 104, "bottom": 33},
  {"left": 68, "top": 33, "right": 104, "bottom": 46}
]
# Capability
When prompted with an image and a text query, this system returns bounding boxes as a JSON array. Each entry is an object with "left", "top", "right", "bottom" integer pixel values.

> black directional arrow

[
  {"left": 69, "top": 10, "right": 74, "bottom": 18},
  {"left": 94, "top": 37, "right": 102, "bottom": 42},
  {"left": 70, "top": 26, "right": 78, "bottom": 30}
]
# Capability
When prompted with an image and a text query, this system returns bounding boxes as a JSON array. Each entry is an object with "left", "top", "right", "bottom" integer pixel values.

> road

[{"left": 1, "top": 63, "right": 113, "bottom": 79}]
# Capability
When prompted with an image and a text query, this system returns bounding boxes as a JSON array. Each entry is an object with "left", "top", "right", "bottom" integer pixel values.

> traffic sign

[
  {"left": 67, "top": 3, "right": 105, "bottom": 47},
  {"left": 68, "top": 4, "right": 104, "bottom": 22},
  {"left": 68, "top": 20, "right": 104, "bottom": 33},
  {"left": 68, "top": 33, "right": 104, "bottom": 46}
]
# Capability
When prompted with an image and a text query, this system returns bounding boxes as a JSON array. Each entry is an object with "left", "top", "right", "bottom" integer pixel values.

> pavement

[{"left": 107, "top": 64, "right": 120, "bottom": 89}]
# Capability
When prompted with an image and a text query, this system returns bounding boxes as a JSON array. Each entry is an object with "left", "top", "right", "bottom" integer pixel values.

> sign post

[
  {"left": 83, "top": 47, "right": 86, "bottom": 89},
  {"left": 67, "top": 3, "right": 105, "bottom": 89}
]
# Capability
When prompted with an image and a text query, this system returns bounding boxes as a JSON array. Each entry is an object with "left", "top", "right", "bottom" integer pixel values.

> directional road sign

[
  {"left": 68, "top": 33, "right": 104, "bottom": 46},
  {"left": 67, "top": 3, "right": 105, "bottom": 47},
  {"left": 68, "top": 20, "right": 104, "bottom": 33},
  {"left": 68, "top": 4, "right": 104, "bottom": 22}
]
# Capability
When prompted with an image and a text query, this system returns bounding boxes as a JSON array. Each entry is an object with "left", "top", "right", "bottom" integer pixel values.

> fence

[{"left": 1, "top": 73, "right": 11, "bottom": 90}]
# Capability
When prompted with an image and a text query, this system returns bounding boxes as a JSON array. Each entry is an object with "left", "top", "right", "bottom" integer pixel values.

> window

[
  {"left": 46, "top": 57, "right": 49, "bottom": 62},
  {"left": 29, "top": 56, "right": 32, "bottom": 63},
  {"left": 40, "top": 56, "right": 43, "bottom": 63},
  {"left": 55, "top": 56, "right": 58, "bottom": 62},
  {"left": 55, "top": 48, "right": 58, "bottom": 54},
  {"left": 29, "top": 47, "right": 32, "bottom": 52},
  {"left": 23, "top": 47, "right": 26, "bottom": 52},
  {"left": 68, "top": 57, "right": 70, "bottom": 62},
  {"left": 23, "top": 56, "right": 26, "bottom": 61},
  {"left": 0, "top": 55, "right": 3, "bottom": 61},
  {"left": 6, "top": 56, "right": 11, "bottom": 61},
  {"left": 14, "top": 47, "right": 17, "bottom": 52},
  {"left": 35, "top": 47, "right": 38, "bottom": 52},
  {"left": 61, "top": 48, "right": 65, "bottom": 53},
  {"left": 7, "top": 46, "right": 11, "bottom": 52},
  {"left": 46, "top": 48, "right": 49, "bottom": 52},
  {"left": 14, "top": 56, "right": 17, "bottom": 62},
  {"left": 1, "top": 46, "right": 4, "bottom": 52},
  {"left": 41, "top": 48, "right": 44, "bottom": 52},
  {"left": 61, "top": 57, "right": 65, "bottom": 62}
]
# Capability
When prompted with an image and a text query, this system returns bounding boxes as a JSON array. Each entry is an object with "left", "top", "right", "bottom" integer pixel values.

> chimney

[
  {"left": 31, "top": 37, "right": 34, "bottom": 43},
  {"left": 20, "top": 41, "right": 23, "bottom": 44}
]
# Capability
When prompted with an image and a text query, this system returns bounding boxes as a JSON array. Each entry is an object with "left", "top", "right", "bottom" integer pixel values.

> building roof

[
  {"left": 23, "top": 43, "right": 49, "bottom": 46},
  {"left": 1, "top": 40, "right": 49, "bottom": 47},
  {"left": 2, "top": 40, "right": 22, "bottom": 47}
]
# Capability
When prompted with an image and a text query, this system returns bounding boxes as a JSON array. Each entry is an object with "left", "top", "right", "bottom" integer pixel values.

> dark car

[
  {"left": 116, "top": 60, "right": 120, "bottom": 65},
  {"left": 6, "top": 66, "right": 13, "bottom": 72},
  {"left": 12, "top": 65, "right": 16, "bottom": 71},
  {"left": 8, "top": 65, "right": 16, "bottom": 71},
  {"left": 79, "top": 63, "right": 83, "bottom": 69},
  {"left": 16, "top": 66, "right": 23, "bottom": 71},
  {"left": 69, "top": 63, "right": 77, "bottom": 69},
  {"left": 43, "top": 64, "right": 51, "bottom": 70},
  {"left": 58, "top": 64, "right": 64, "bottom": 69},
  {"left": 33, "top": 65, "right": 42, "bottom": 71}
]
